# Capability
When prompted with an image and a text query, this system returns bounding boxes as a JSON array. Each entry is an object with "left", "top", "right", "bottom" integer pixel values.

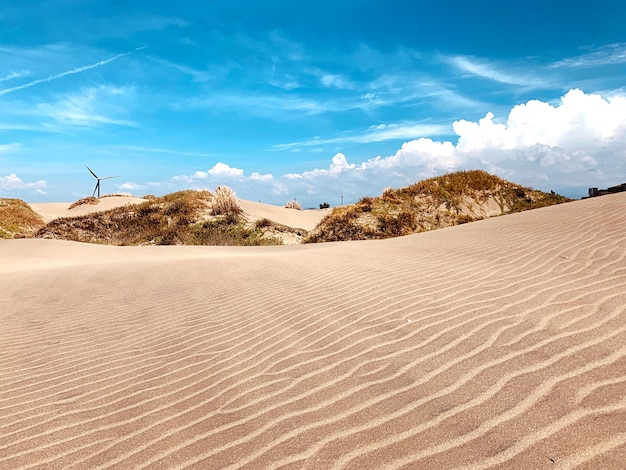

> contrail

[{"left": 0, "top": 52, "right": 128, "bottom": 96}]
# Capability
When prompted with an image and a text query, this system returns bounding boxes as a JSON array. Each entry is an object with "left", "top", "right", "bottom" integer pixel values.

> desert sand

[{"left": 1, "top": 193, "right": 625, "bottom": 469}]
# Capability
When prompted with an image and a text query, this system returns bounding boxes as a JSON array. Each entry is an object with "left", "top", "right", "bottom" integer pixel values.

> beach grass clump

[
  {"left": 305, "top": 170, "right": 571, "bottom": 243},
  {"left": 285, "top": 199, "right": 302, "bottom": 210},
  {"left": 68, "top": 196, "right": 99, "bottom": 209},
  {"left": 212, "top": 186, "right": 242, "bottom": 216},
  {"left": 0, "top": 198, "right": 46, "bottom": 239}
]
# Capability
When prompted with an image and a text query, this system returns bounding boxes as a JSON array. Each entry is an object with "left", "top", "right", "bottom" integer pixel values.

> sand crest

[
  {"left": 29, "top": 196, "right": 147, "bottom": 223},
  {"left": 1, "top": 193, "right": 625, "bottom": 469}
]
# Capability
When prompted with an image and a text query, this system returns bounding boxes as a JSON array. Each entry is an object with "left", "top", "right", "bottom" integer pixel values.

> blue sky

[{"left": 1, "top": 0, "right": 626, "bottom": 206}]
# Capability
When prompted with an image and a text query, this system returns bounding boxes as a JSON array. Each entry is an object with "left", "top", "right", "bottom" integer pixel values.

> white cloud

[
  {"left": 320, "top": 73, "right": 354, "bottom": 90},
  {"left": 249, "top": 172, "right": 273, "bottom": 182},
  {"left": 0, "top": 70, "right": 31, "bottom": 82},
  {"left": 447, "top": 55, "right": 549, "bottom": 88},
  {"left": 270, "top": 122, "right": 450, "bottom": 151},
  {"left": 0, "top": 173, "right": 47, "bottom": 191},
  {"left": 109, "top": 145, "right": 214, "bottom": 158},
  {"left": 118, "top": 181, "right": 161, "bottom": 191},
  {"left": 552, "top": 43, "right": 626, "bottom": 68},
  {"left": 207, "top": 162, "right": 244, "bottom": 178},
  {"left": 169, "top": 89, "right": 626, "bottom": 205},
  {"left": 286, "top": 153, "right": 355, "bottom": 179},
  {"left": 0, "top": 143, "right": 21, "bottom": 154},
  {"left": 36, "top": 85, "right": 137, "bottom": 127},
  {"left": 0, "top": 52, "right": 129, "bottom": 96}
]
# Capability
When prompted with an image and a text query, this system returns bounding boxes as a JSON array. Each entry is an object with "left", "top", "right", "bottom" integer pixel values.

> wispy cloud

[
  {"left": 0, "top": 143, "right": 21, "bottom": 154},
  {"left": 446, "top": 55, "right": 549, "bottom": 88},
  {"left": 551, "top": 43, "right": 626, "bottom": 68},
  {"left": 35, "top": 85, "right": 137, "bottom": 127},
  {"left": 0, "top": 52, "right": 129, "bottom": 96},
  {"left": 0, "top": 70, "right": 31, "bottom": 82},
  {"left": 270, "top": 121, "right": 450, "bottom": 151},
  {"left": 109, "top": 145, "right": 215, "bottom": 158},
  {"left": 191, "top": 93, "right": 333, "bottom": 116},
  {"left": 147, "top": 56, "right": 212, "bottom": 82}
]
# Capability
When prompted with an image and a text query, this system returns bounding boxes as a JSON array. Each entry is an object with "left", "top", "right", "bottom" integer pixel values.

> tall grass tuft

[
  {"left": 285, "top": 199, "right": 302, "bottom": 210},
  {"left": 212, "top": 186, "right": 242, "bottom": 216}
]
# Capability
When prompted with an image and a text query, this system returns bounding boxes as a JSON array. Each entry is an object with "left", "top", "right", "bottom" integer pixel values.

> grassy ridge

[
  {"left": 0, "top": 198, "right": 46, "bottom": 239},
  {"left": 304, "top": 170, "right": 570, "bottom": 243},
  {"left": 37, "top": 190, "right": 282, "bottom": 246},
  {"left": 2, "top": 171, "right": 571, "bottom": 245}
]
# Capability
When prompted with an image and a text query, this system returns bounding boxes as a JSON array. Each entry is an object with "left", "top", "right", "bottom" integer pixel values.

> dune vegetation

[
  {"left": 2, "top": 171, "right": 571, "bottom": 245},
  {"left": 0, "top": 198, "right": 46, "bottom": 239},
  {"left": 37, "top": 189, "right": 283, "bottom": 246},
  {"left": 304, "top": 170, "right": 570, "bottom": 243}
]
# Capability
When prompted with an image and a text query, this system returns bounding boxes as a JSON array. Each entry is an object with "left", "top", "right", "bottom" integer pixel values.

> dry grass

[
  {"left": 285, "top": 199, "right": 302, "bottom": 210},
  {"left": 0, "top": 198, "right": 46, "bottom": 239},
  {"left": 68, "top": 196, "right": 99, "bottom": 210},
  {"left": 100, "top": 193, "right": 133, "bottom": 198},
  {"left": 212, "top": 186, "right": 242, "bottom": 216},
  {"left": 305, "top": 170, "right": 571, "bottom": 243},
  {"left": 37, "top": 189, "right": 280, "bottom": 246}
]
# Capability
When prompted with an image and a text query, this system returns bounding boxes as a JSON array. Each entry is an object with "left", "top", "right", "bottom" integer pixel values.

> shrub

[
  {"left": 285, "top": 199, "right": 302, "bottom": 210},
  {"left": 357, "top": 197, "right": 374, "bottom": 212},
  {"left": 255, "top": 218, "right": 273, "bottom": 228},
  {"left": 212, "top": 186, "right": 242, "bottom": 216},
  {"left": 68, "top": 197, "right": 99, "bottom": 209},
  {"left": 319, "top": 202, "right": 330, "bottom": 209}
]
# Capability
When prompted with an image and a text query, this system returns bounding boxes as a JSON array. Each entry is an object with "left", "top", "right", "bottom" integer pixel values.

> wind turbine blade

[
  {"left": 100, "top": 176, "right": 120, "bottom": 180},
  {"left": 86, "top": 165, "right": 99, "bottom": 179}
]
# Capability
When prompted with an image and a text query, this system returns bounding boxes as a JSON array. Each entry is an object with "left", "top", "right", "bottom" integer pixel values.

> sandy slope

[
  {"left": 1, "top": 194, "right": 625, "bottom": 469},
  {"left": 239, "top": 200, "right": 330, "bottom": 232}
]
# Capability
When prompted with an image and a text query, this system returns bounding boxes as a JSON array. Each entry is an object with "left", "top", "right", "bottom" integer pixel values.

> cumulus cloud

[
  {"left": 171, "top": 89, "right": 626, "bottom": 205},
  {"left": 207, "top": 162, "right": 244, "bottom": 178},
  {"left": 0, "top": 173, "right": 47, "bottom": 192},
  {"left": 285, "top": 153, "right": 355, "bottom": 179}
]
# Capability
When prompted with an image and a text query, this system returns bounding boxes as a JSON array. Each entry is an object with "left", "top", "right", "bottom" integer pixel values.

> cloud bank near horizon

[
  {"left": 3, "top": 89, "right": 626, "bottom": 203},
  {"left": 169, "top": 89, "right": 626, "bottom": 204}
]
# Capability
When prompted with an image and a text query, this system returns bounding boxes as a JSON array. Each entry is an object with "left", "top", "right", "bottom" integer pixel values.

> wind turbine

[{"left": 86, "top": 166, "right": 119, "bottom": 198}]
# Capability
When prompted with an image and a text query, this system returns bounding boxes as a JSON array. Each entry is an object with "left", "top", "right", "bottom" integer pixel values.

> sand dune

[
  {"left": 238, "top": 200, "right": 330, "bottom": 232},
  {"left": 1, "top": 193, "right": 625, "bottom": 469},
  {"left": 29, "top": 197, "right": 147, "bottom": 223},
  {"left": 29, "top": 197, "right": 329, "bottom": 233}
]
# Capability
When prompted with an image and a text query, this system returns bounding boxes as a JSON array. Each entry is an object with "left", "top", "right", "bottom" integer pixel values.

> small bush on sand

[
  {"left": 212, "top": 186, "right": 242, "bottom": 216},
  {"left": 285, "top": 199, "right": 302, "bottom": 210},
  {"left": 69, "top": 197, "right": 99, "bottom": 210},
  {"left": 255, "top": 218, "right": 273, "bottom": 228}
]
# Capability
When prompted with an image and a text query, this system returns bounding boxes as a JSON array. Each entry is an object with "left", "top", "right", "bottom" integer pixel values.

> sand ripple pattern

[{"left": 1, "top": 194, "right": 625, "bottom": 469}]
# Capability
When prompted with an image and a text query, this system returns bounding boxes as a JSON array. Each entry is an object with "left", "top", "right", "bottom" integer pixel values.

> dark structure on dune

[{"left": 586, "top": 182, "right": 626, "bottom": 198}]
